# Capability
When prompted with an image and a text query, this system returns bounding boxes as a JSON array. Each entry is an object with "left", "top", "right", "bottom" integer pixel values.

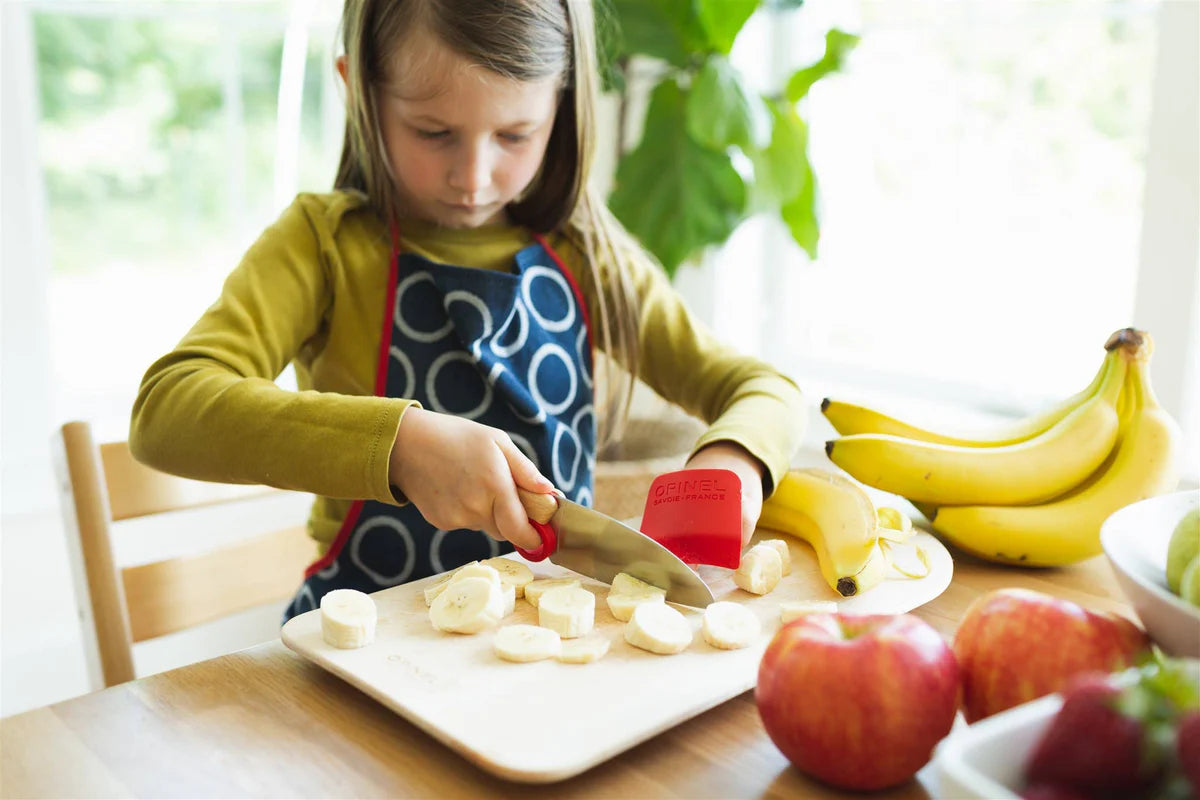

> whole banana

[
  {"left": 757, "top": 468, "right": 888, "bottom": 597},
  {"left": 927, "top": 341, "right": 1181, "bottom": 566},
  {"left": 821, "top": 351, "right": 1111, "bottom": 446},
  {"left": 825, "top": 344, "right": 1128, "bottom": 505}
]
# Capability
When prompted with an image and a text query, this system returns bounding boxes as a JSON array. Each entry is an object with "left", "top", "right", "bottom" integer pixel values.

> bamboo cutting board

[{"left": 281, "top": 529, "right": 953, "bottom": 783}]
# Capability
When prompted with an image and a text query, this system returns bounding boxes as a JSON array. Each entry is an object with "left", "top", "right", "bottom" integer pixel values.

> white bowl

[
  {"left": 934, "top": 693, "right": 1060, "bottom": 799},
  {"left": 1100, "top": 490, "right": 1200, "bottom": 657}
]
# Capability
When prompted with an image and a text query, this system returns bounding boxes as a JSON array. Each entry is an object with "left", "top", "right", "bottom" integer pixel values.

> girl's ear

[{"left": 335, "top": 55, "right": 349, "bottom": 89}]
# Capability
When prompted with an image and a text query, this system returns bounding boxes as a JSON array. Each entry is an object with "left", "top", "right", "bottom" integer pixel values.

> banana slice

[
  {"left": 482, "top": 556, "right": 535, "bottom": 598},
  {"left": 606, "top": 587, "right": 666, "bottom": 622},
  {"left": 538, "top": 585, "right": 595, "bottom": 638},
  {"left": 625, "top": 603, "right": 692, "bottom": 655},
  {"left": 501, "top": 582, "right": 516, "bottom": 616},
  {"left": 702, "top": 601, "right": 761, "bottom": 650},
  {"left": 423, "top": 575, "right": 453, "bottom": 607},
  {"left": 779, "top": 600, "right": 838, "bottom": 623},
  {"left": 493, "top": 624, "right": 562, "bottom": 662},
  {"left": 611, "top": 572, "right": 666, "bottom": 595},
  {"left": 320, "top": 589, "right": 377, "bottom": 649},
  {"left": 422, "top": 561, "right": 482, "bottom": 607},
  {"left": 759, "top": 539, "right": 792, "bottom": 576},
  {"left": 557, "top": 636, "right": 611, "bottom": 664},
  {"left": 524, "top": 578, "right": 581, "bottom": 608},
  {"left": 450, "top": 562, "right": 503, "bottom": 589},
  {"left": 429, "top": 576, "right": 504, "bottom": 634},
  {"left": 733, "top": 544, "right": 783, "bottom": 595}
]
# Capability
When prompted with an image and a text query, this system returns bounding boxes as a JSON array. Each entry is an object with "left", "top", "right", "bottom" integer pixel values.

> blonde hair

[{"left": 335, "top": 0, "right": 638, "bottom": 446}]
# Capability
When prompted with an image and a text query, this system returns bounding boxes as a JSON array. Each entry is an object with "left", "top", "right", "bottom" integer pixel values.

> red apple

[
  {"left": 755, "top": 613, "right": 960, "bottom": 791},
  {"left": 953, "top": 588, "right": 1150, "bottom": 723}
]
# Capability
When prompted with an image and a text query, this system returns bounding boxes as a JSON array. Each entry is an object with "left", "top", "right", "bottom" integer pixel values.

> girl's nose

[{"left": 449, "top": 144, "right": 491, "bottom": 197}]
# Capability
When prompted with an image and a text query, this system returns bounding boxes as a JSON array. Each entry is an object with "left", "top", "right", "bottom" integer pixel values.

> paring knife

[{"left": 515, "top": 489, "right": 715, "bottom": 608}]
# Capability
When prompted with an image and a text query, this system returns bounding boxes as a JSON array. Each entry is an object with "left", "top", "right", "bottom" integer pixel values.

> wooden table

[{"left": 1, "top": 553, "right": 1134, "bottom": 799}]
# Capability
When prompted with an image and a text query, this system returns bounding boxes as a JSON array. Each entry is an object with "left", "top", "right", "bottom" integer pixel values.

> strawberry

[
  {"left": 1177, "top": 711, "right": 1200, "bottom": 797},
  {"left": 1025, "top": 672, "right": 1165, "bottom": 798}
]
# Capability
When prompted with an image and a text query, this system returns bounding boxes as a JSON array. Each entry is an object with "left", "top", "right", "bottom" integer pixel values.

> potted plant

[
  {"left": 591, "top": 2, "right": 857, "bottom": 518},
  {"left": 604, "top": 0, "right": 859, "bottom": 276}
]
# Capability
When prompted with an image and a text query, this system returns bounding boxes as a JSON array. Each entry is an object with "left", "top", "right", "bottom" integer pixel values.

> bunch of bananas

[
  {"left": 758, "top": 467, "right": 928, "bottom": 597},
  {"left": 822, "top": 328, "right": 1182, "bottom": 566}
]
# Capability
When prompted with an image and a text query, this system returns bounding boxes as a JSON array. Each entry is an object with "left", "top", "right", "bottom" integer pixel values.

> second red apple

[{"left": 953, "top": 587, "right": 1150, "bottom": 722}]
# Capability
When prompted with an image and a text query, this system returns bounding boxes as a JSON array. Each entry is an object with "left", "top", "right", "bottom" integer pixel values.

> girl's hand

[
  {"left": 388, "top": 408, "right": 554, "bottom": 551},
  {"left": 684, "top": 441, "right": 766, "bottom": 547}
]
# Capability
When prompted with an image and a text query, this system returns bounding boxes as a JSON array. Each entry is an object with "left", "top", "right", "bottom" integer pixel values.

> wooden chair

[{"left": 53, "top": 420, "right": 318, "bottom": 689}]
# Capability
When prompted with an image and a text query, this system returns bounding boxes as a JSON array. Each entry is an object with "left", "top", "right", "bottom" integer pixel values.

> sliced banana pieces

[
  {"left": 779, "top": 600, "right": 838, "bottom": 624},
  {"left": 557, "top": 636, "right": 611, "bottom": 664},
  {"left": 625, "top": 602, "right": 692, "bottom": 655},
  {"left": 610, "top": 572, "right": 663, "bottom": 595},
  {"left": 422, "top": 560, "right": 486, "bottom": 607},
  {"left": 701, "top": 601, "right": 761, "bottom": 650},
  {"left": 606, "top": 588, "right": 666, "bottom": 622},
  {"left": 501, "top": 583, "right": 516, "bottom": 616},
  {"left": 538, "top": 585, "right": 595, "bottom": 638},
  {"left": 493, "top": 624, "right": 561, "bottom": 662},
  {"left": 524, "top": 578, "right": 580, "bottom": 608},
  {"left": 605, "top": 571, "right": 668, "bottom": 621},
  {"left": 320, "top": 588, "right": 377, "bottom": 649},
  {"left": 733, "top": 544, "right": 783, "bottom": 595},
  {"left": 423, "top": 576, "right": 453, "bottom": 607},
  {"left": 451, "top": 562, "right": 503, "bottom": 588},
  {"left": 429, "top": 576, "right": 504, "bottom": 634},
  {"left": 759, "top": 539, "right": 792, "bottom": 575},
  {"left": 482, "top": 556, "right": 534, "bottom": 598}
]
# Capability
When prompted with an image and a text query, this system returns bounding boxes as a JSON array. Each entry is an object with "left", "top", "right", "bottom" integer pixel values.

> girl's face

[{"left": 376, "top": 36, "right": 560, "bottom": 228}]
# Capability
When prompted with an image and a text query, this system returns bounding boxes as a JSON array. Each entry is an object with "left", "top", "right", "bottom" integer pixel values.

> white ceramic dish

[
  {"left": 1100, "top": 489, "right": 1200, "bottom": 657},
  {"left": 934, "top": 693, "right": 1060, "bottom": 799}
]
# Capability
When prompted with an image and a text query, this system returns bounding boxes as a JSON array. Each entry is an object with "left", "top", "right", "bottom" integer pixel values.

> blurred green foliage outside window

[{"left": 34, "top": 7, "right": 338, "bottom": 277}]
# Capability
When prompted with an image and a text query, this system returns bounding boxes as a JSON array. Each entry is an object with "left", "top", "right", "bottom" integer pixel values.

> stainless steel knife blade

[{"left": 545, "top": 496, "right": 715, "bottom": 607}]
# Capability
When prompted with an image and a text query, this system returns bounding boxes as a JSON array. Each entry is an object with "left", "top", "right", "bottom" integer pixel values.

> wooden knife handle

[{"left": 517, "top": 488, "right": 558, "bottom": 525}]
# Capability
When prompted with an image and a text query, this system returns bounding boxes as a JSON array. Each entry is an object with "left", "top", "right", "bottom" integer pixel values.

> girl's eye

[
  {"left": 416, "top": 129, "right": 449, "bottom": 140},
  {"left": 500, "top": 133, "right": 529, "bottom": 144}
]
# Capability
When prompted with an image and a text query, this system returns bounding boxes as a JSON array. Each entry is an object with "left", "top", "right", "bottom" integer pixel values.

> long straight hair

[{"left": 335, "top": 0, "right": 639, "bottom": 446}]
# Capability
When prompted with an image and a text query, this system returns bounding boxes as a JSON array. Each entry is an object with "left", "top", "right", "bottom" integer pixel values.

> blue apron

[{"left": 284, "top": 227, "right": 595, "bottom": 621}]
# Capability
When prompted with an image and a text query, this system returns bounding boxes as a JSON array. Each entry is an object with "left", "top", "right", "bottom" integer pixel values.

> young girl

[{"left": 130, "top": 0, "right": 806, "bottom": 621}]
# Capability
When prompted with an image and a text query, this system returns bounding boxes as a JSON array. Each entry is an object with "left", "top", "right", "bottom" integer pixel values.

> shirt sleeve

[
  {"left": 554, "top": 233, "right": 807, "bottom": 497},
  {"left": 129, "top": 194, "right": 414, "bottom": 504}
]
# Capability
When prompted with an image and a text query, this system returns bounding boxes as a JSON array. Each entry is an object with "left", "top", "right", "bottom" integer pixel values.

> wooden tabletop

[{"left": 1, "top": 553, "right": 1133, "bottom": 799}]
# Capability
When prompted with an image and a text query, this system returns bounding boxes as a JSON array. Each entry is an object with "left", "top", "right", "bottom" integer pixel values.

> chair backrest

[{"left": 53, "top": 420, "right": 318, "bottom": 688}]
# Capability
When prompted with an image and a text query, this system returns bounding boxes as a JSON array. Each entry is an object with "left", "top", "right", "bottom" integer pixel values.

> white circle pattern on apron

[
  {"left": 522, "top": 265, "right": 575, "bottom": 332},
  {"left": 395, "top": 271, "right": 454, "bottom": 343},
  {"left": 425, "top": 351, "right": 494, "bottom": 420},
  {"left": 350, "top": 515, "right": 417, "bottom": 586}
]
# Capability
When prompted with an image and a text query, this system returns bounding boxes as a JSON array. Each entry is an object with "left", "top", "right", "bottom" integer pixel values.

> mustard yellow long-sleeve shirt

[{"left": 130, "top": 191, "right": 806, "bottom": 550}]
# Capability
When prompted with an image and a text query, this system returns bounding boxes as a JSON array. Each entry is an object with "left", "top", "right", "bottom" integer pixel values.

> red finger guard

[
  {"left": 640, "top": 468, "right": 742, "bottom": 568},
  {"left": 516, "top": 520, "right": 557, "bottom": 562}
]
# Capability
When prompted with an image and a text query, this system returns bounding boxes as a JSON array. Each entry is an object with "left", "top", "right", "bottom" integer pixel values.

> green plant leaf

[
  {"left": 610, "top": 80, "right": 747, "bottom": 277},
  {"left": 696, "top": 0, "right": 759, "bottom": 54},
  {"left": 786, "top": 28, "right": 860, "bottom": 103},
  {"left": 609, "top": 0, "right": 709, "bottom": 67},
  {"left": 686, "top": 56, "right": 771, "bottom": 151},
  {"left": 780, "top": 165, "right": 818, "bottom": 258},
  {"left": 750, "top": 100, "right": 809, "bottom": 211}
]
